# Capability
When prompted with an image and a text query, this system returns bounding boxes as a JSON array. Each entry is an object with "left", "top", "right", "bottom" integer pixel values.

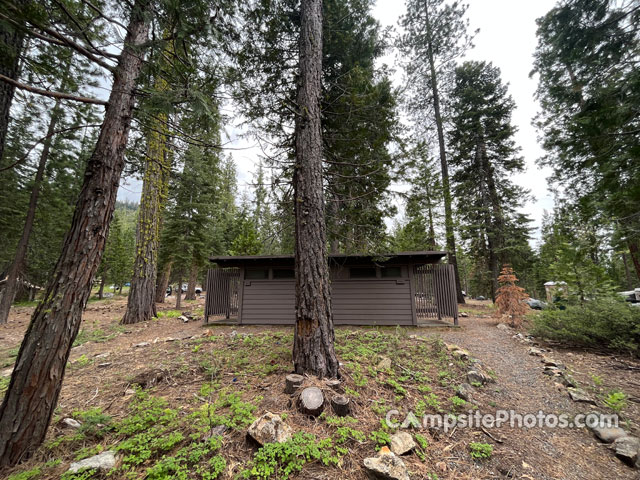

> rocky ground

[{"left": 0, "top": 297, "right": 638, "bottom": 479}]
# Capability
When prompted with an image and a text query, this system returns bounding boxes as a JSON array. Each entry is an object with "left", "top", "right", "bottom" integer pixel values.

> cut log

[
  {"left": 331, "top": 395, "right": 350, "bottom": 417},
  {"left": 284, "top": 374, "right": 305, "bottom": 394},
  {"left": 325, "top": 379, "right": 342, "bottom": 392},
  {"left": 298, "top": 387, "right": 324, "bottom": 416}
]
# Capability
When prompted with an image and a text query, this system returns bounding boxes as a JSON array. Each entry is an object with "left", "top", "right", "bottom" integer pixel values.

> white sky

[{"left": 117, "top": 0, "right": 558, "bottom": 243}]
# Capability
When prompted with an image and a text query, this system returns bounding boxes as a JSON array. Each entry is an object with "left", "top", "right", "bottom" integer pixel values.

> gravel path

[{"left": 431, "top": 314, "right": 638, "bottom": 480}]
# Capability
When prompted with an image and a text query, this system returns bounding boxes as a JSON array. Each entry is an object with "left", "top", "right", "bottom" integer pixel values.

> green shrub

[{"left": 532, "top": 298, "right": 640, "bottom": 353}]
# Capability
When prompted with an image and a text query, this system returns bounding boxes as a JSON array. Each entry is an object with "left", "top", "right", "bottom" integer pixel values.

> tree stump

[
  {"left": 325, "top": 379, "right": 342, "bottom": 392},
  {"left": 298, "top": 387, "right": 324, "bottom": 416},
  {"left": 284, "top": 374, "right": 305, "bottom": 394},
  {"left": 331, "top": 395, "right": 350, "bottom": 417}
]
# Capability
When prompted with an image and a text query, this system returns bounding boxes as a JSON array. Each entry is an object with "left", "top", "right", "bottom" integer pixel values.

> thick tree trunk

[
  {"left": 0, "top": 0, "right": 26, "bottom": 161},
  {"left": 0, "top": 98, "right": 62, "bottom": 324},
  {"left": 292, "top": 0, "right": 339, "bottom": 379},
  {"left": 121, "top": 75, "right": 170, "bottom": 324},
  {"left": 185, "top": 263, "right": 197, "bottom": 300},
  {"left": 155, "top": 261, "right": 172, "bottom": 303},
  {"left": 425, "top": 11, "right": 464, "bottom": 304},
  {"left": 0, "top": 4, "right": 149, "bottom": 466}
]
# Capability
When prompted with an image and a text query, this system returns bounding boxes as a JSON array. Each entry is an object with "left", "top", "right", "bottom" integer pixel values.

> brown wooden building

[{"left": 205, "top": 251, "right": 458, "bottom": 326}]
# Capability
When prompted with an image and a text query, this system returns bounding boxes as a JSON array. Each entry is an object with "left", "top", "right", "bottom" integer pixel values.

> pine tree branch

[
  {"left": 0, "top": 123, "right": 102, "bottom": 172},
  {"left": 0, "top": 74, "right": 108, "bottom": 105}
]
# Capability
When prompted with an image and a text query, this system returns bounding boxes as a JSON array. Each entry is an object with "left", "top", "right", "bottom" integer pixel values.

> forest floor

[{"left": 0, "top": 298, "right": 639, "bottom": 479}]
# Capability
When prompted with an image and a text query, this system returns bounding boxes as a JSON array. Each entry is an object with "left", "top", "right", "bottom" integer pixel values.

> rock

[
  {"left": 456, "top": 383, "right": 474, "bottom": 401},
  {"left": 528, "top": 347, "right": 544, "bottom": 356},
  {"left": 363, "top": 447, "right": 410, "bottom": 480},
  {"left": 389, "top": 432, "right": 415, "bottom": 455},
  {"left": 68, "top": 451, "right": 116, "bottom": 473},
  {"left": 467, "top": 370, "right": 495, "bottom": 385},
  {"left": 452, "top": 349, "right": 470, "bottom": 361},
  {"left": 1, "top": 367, "right": 13, "bottom": 377},
  {"left": 298, "top": 387, "right": 325, "bottom": 416},
  {"left": 331, "top": 395, "right": 350, "bottom": 417},
  {"left": 63, "top": 418, "right": 81, "bottom": 429},
  {"left": 588, "top": 425, "right": 628, "bottom": 443},
  {"left": 559, "top": 374, "right": 577, "bottom": 388},
  {"left": 134, "top": 342, "right": 150, "bottom": 348},
  {"left": 377, "top": 357, "right": 392, "bottom": 370},
  {"left": 97, "top": 362, "right": 112, "bottom": 368},
  {"left": 178, "top": 315, "right": 189, "bottom": 323},
  {"left": 124, "top": 388, "right": 136, "bottom": 395},
  {"left": 205, "top": 424, "right": 228, "bottom": 439},
  {"left": 247, "top": 413, "right": 292, "bottom": 445},
  {"left": 613, "top": 436, "right": 640, "bottom": 466},
  {"left": 94, "top": 352, "right": 110, "bottom": 359},
  {"left": 460, "top": 312, "right": 469, "bottom": 317},
  {"left": 284, "top": 374, "right": 305, "bottom": 394},
  {"left": 496, "top": 323, "right": 510, "bottom": 331},
  {"left": 445, "top": 343, "right": 460, "bottom": 351},
  {"left": 541, "top": 356, "right": 564, "bottom": 369},
  {"left": 567, "top": 387, "right": 596, "bottom": 404}
]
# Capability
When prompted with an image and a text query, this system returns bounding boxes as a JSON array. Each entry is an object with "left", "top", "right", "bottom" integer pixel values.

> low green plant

[
  {"left": 469, "top": 442, "right": 493, "bottom": 460},
  {"left": 385, "top": 379, "right": 407, "bottom": 397},
  {"left": 414, "top": 433, "right": 429, "bottom": 462},
  {"left": 7, "top": 467, "right": 41, "bottom": 480},
  {"left": 603, "top": 390, "right": 628, "bottom": 412},
  {"left": 145, "top": 436, "right": 225, "bottom": 480},
  {"left": 241, "top": 433, "right": 340, "bottom": 479},
  {"left": 73, "top": 407, "right": 113, "bottom": 438},
  {"left": 450, "top": 395, "right": 467, "bottom": 410},
  {"left": 369, "top": 429, "right": 391, "bottom": 448},
  {"left": 156, "top": 310, "right": 182, "bottom": 319},
  {"left": 591, "top": 374, "right": 603, "bottom": 386}
]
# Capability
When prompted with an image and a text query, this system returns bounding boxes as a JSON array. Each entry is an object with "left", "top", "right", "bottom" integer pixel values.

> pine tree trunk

[
  {"left": 0, "top": 98, "right": 62, "bottom": 324},
  {"left": 425, "top": 10, "right": 464, "bottom": 304},
  {"left": 478, "top": 133, "right": 503, "bottom": 301},
  {"left": 0, "top": 0, "right": 26, "bottom": 161},
  {"left": 292, "top": 0, "right": 339, "bottom": 379},
  {"left": 175, "top": 274, "right": 182, "bottom": 309},
  {"left": 185, "top": 263, "right": 197, "bottom": 300},
  {"left": 629, "top": 241, "right": 640, "bottom": 283},
  {"left": 121, "top": 98, "right": 170, "bottom": 324},
  {"left": 0, "top": 5, "right": 149, "bottom": 466},
  {"left": 155, "top": 261, "right": 172, "bottom": 303},
  {"left": 97, "top": 277, "right": 105, "bottom": 300}
]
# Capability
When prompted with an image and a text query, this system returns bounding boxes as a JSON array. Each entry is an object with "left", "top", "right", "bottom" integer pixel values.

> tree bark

[
  {"left": 97, "top": 276, "right": 105, "bottom": 300},
  {"left": 121, "top": 71, "right": 170, "bottom": 324},
  {"left": 155, "top": 261, "right": 172, "bottom": 303},
  {"left": 425, "top": 8, "right": 464, "bottom": 304},
  {"left": 185, "top": 263, "right": 197, "bottom": 300},
  {"left": 0, "top": 97, "right": 63, "bottom": 324},
  {"left": 292, "top": 0, "right": 339, "bottom": 379},
  {"left": 0, "top": 3, "right": 149, "bottom": 466},
  {"left": 629, "top": 241, "right": 640, "bottom": 283},
  {"left": 0, "top": 0, "right": 26, "bottom": 162},
  {"left": 175, "top": 274, "right": 182, "bottom": 309}
]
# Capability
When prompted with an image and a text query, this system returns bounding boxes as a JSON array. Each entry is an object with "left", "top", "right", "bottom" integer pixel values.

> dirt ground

[{"left": 1, "top": 297, "right": 639, "bottom": 479}]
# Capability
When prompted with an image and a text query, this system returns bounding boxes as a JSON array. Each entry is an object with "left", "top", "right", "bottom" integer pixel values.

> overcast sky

[{"left": 117, "top": 0, "right": 559, "bottom": 244}]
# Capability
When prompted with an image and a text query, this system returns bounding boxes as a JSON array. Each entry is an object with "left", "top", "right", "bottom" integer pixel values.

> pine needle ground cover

[{"left": 0, "top": 300, "right": 500, "bottom": 480}]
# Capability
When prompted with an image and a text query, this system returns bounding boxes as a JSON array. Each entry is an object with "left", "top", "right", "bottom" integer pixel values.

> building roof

[{"left": 209, "top": 251, "right": 447, "bottom": 267}]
